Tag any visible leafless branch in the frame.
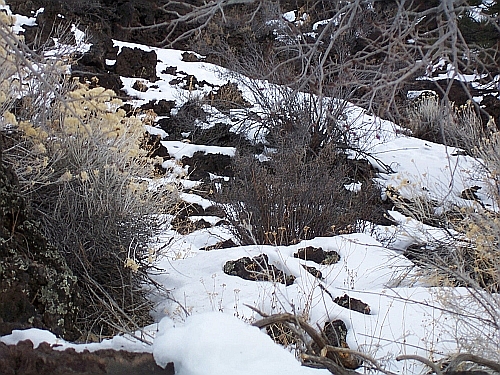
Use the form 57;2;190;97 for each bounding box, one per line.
396;354;444;375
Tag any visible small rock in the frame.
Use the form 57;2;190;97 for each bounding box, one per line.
162;66;177;75
182;52;202;62
333;294;371;314
460;186;481;201
132;80;148;92
201;238;237;251
223;254;295;285
294;246;340;265
301;264;322;279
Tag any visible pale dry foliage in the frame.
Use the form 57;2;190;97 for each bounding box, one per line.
405;92;490;155
387;124;500;363
0;9;176;340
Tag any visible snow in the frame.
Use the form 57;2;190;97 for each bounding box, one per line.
153;312;330;375
344;182;362;193
144;125;168;139
369;136;492;208
122;39;495;373
283;11;296;22
178;193;215;210
0;4;38;32
0;327;152;353
112;40;227;107
1;26;499;375
0;5;90;53
160;140;236;160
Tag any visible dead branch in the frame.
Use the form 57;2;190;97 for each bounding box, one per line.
123;0;259;46
326;346;398;375
248;307;329;352
249;307;391;375
300;353;358;375
446;353;500;373
396;354;444;375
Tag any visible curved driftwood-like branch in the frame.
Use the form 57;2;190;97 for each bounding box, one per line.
300;353;359;375
251;307;500;375
446;353;500;374
396;354;443;375
249;309;329;354
326;346;398;375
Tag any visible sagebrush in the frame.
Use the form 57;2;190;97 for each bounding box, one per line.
0;13;176;340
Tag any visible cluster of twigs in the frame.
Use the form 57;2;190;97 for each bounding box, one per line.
251;306;500;375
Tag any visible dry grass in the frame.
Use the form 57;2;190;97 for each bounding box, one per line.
385;89;500;357
405;93;489;155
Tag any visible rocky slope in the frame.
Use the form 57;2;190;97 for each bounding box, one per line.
1;0;500;372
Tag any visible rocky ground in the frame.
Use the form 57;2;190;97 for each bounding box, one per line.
1;0;500;372
0;340;174;375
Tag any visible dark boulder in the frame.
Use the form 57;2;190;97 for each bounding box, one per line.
333;294;371;315
182;152;233;181
140;99;176;116
115;47;158;82
294;246;340;265
200;238;237;251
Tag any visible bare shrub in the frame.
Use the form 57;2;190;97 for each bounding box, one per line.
218;117;382;245
205;81;251;113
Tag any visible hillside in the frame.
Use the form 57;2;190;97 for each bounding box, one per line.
1;1;500;374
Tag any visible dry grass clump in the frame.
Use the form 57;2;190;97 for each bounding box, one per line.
387;186;500;292
387;195;500;359
0;12;176;340
405;92;489;155
395;88;500;292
